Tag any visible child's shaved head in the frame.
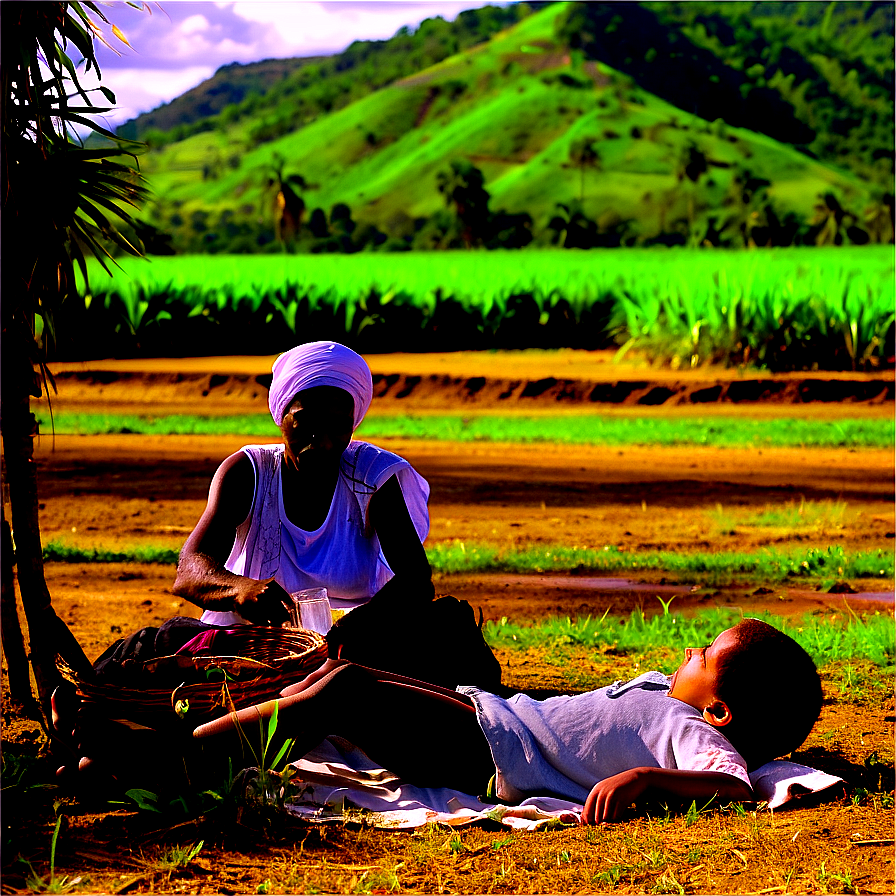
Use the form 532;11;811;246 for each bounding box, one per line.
715;619;822;769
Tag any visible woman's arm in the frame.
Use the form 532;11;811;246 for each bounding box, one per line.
172;452;290;625
367;475;434;605
325;475;433;658
583;767;753;824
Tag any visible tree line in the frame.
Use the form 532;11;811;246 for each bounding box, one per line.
557;1;894;185
133;146;893;256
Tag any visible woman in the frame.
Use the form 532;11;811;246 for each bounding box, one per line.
172;340;434;638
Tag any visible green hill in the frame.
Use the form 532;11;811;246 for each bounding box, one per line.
125;1;893;254
119;3;534;147
115;56;328;140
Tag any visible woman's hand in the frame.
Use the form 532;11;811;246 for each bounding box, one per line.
233;577;291;626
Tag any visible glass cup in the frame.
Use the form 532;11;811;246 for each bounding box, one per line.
285;587;332;635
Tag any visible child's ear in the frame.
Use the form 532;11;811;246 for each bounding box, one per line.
702;700;732;727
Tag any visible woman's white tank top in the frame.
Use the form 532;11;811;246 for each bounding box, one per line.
199;441;429;625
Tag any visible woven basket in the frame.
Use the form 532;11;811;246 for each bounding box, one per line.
68;628;328;729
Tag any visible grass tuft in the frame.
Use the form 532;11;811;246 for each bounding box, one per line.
711;499;855;534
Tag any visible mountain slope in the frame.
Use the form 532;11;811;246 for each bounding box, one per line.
119;3;534;146
115;56;327;140
131;2;890;253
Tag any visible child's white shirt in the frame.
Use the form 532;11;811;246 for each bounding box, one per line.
459;672;750;803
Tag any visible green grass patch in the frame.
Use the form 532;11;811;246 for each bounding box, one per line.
35;412;894;449
359;415;893;449
427;541;894;583
36;413;281;437
43;539;894;585
483;606;895;669
43;543;180;565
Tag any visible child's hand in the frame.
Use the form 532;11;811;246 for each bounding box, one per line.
583;769;650;823
583;767;752;824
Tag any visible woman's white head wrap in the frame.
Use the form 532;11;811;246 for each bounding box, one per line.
269;341;373;430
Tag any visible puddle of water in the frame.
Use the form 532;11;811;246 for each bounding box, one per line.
849;593;895;603
508;575;698;595
788;589;894;604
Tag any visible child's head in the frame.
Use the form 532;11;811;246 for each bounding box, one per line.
669;618;822;769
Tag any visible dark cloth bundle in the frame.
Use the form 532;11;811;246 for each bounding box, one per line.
91;595;502;694
327;595;504;693
92;616;213;684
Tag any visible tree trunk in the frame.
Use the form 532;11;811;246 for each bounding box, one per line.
0;337;93;722
0;509;36;711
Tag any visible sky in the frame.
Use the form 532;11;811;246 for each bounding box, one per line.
83;1;505;131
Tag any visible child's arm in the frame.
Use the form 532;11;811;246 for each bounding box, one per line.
583;767;752;823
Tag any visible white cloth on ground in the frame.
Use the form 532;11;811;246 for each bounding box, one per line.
459;671;750;804
748;759;845;810
200;441;429;625
275;738;844;831
268;341;373;429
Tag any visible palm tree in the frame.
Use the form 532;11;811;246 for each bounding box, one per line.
810;192;854;246
567;137;602;202
863;190;894;245
713;166;774;248
547;200;597;249
436;160;491;248
266;153;307;249
670;141;710;234
1;1;149;719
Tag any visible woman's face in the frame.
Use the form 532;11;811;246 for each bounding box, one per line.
280;385;354;469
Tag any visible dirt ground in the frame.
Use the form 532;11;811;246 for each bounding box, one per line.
25;349;895;661
3;350;895;894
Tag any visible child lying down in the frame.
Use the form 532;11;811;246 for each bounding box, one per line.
195;618;823;823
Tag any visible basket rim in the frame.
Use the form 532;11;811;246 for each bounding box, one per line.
69;638;328;699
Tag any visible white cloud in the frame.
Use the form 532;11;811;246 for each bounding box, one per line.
231;1;481;53
180;14;211;36
105;65;217;109
73;64;215;130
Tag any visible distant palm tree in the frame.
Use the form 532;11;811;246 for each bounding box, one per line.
810;192;854;246
673;142;709;185
567;137;602;202
1;1;149;718
266;154;307;248
671;141;710;233
714;167;774;248
436;160;491;248
863;191;894;245
547;200;597;249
